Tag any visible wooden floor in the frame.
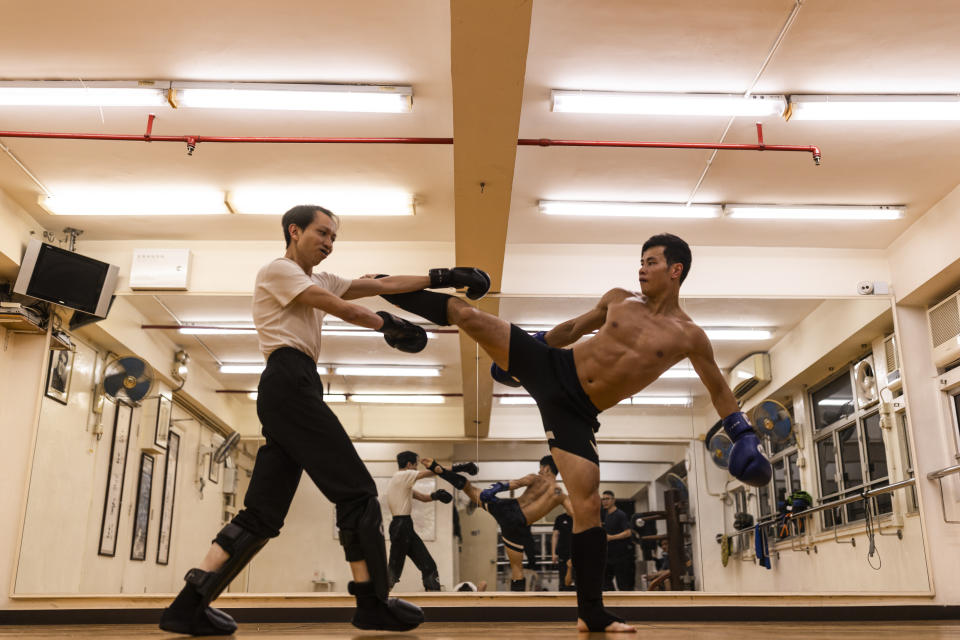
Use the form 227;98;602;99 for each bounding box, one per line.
2;621;959;639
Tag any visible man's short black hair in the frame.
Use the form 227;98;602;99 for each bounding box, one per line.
282;204;339;247
602;490;615;498
540;455;558;475
397;451;418;469
642;233;691;285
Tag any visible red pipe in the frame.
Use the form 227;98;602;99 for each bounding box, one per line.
0;125;820;164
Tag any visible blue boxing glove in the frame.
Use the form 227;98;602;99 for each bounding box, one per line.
723;412;772;487
480;481;509;505
531;331;548;344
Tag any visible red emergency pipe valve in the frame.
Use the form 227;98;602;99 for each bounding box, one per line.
144;114;156;140
756;122;765;147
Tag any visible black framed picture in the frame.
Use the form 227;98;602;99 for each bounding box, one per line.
98;400;131;557
45;348;74;404
154;394;172;450
157;431;180;565
130;453;155;561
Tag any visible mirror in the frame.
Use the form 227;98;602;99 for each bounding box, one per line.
15;294;927;596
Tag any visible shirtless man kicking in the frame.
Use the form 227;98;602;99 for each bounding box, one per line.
424;455;571;591
378;233;772;632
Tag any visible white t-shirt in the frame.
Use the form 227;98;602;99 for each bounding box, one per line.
252;257;352;362
386;469;420;516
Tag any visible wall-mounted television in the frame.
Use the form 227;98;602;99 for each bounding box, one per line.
13;238;119;318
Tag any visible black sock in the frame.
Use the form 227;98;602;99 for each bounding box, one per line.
380;290;452;326
571;527;607;614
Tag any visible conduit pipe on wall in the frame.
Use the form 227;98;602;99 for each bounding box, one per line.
0;117;821;163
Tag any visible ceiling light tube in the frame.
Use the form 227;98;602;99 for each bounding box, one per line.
333;366;441;377
348;395;445;404
704;328;773;341
661;366;699;379
789;95;960;120
172;82;412;113
551;90;786;117
40;189;230;216
499;396;537;405
540;200;721;219
228;188;414;216
180;326;257;335
0;81;168;107
724;204;903;221
630;396;693;406
222;364;329;375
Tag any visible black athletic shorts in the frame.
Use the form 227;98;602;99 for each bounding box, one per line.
485;498;533;553
506;324;601;465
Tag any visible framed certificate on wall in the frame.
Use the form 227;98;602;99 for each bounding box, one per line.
156;431;180;565
98;401;131;557
130;453;155;561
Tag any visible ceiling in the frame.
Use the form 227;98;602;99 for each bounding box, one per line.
1;1;952;423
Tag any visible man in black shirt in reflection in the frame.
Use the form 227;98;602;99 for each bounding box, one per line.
601;491;634;591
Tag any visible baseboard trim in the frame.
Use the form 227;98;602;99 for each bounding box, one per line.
2;605;959;625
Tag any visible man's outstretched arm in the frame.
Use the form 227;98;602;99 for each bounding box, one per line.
545;288;631;347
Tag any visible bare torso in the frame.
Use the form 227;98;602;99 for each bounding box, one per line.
516;474;566;523
572;290;698;411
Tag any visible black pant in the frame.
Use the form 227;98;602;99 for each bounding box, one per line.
388;516;439;590
603;556;635;591
557;555;573;590
232;347;377;544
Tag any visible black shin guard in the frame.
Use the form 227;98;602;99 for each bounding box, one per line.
427;460;467;490
160;523;267;635
510;578;526;592
338;495;392;600
571;527;625;631
379;290;453;326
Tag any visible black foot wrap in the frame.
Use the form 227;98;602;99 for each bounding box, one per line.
380;289;453;326
349;581;424;631
423;570;442;591
451;461;479;475
159;581;238;636
427;460;467;490
510;578;526;592
580;607;626;632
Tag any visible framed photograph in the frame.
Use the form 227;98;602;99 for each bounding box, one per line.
208;435;223;484
154;394;172;450
130;453;155;561
45;348;74;405
98;401;132;557
156;431;180;565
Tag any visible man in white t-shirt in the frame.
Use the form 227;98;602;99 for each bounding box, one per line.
386;450;454;591
160;204;491;636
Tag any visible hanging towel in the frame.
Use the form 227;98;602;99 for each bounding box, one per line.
754;524;771;569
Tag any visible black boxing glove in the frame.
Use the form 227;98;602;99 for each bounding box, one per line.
430;489;453;504
376;311;428;353
428;267;491;300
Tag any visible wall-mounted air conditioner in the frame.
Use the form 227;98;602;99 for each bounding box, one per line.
927;291;960;368
727;352;771;402
882;334;902;391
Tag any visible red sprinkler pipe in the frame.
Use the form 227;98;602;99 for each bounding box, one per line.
0;116;821;163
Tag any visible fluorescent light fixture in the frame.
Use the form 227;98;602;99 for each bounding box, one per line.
818;398;853;406
500;395;691;407
40;189;230;216
222;364;329;375
324;394;347;403
540;200;721;219
349;395;444;404
630;396;692;407
790;95;960;121
661;366;699;379
551;90;786;117
172;81;412;113
247;392;258;400
724;204;903;221
0;80;168;107
333;366;441;377
704;328;773;341
228;188;414;216
180;326;256;335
